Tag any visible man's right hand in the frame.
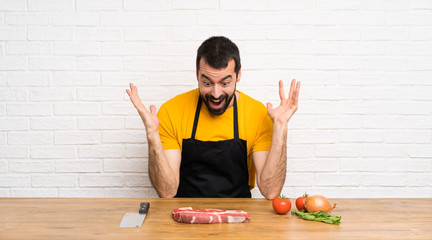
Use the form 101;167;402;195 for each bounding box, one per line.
126;83;181;198
126;83;159;136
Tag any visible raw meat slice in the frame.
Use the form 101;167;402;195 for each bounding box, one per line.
172;207;250;224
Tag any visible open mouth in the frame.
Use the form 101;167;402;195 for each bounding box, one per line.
201;92;233;116
208;98;224;109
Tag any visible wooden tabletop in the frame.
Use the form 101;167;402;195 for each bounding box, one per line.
0;198;431;239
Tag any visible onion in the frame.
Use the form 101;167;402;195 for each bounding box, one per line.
305;195;336;213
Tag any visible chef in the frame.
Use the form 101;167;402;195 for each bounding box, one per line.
127;36;300;199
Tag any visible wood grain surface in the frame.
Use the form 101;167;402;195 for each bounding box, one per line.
0;198;431;239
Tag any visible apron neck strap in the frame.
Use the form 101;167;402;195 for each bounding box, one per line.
233;94;239;139
191;96;202;139
191;93;239;140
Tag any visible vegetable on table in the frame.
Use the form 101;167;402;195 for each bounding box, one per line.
272;195;292;214
292;210;341;225
305;195;336;213
295;193;308;211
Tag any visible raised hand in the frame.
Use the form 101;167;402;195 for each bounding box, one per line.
126;83;159;135
266;79;300;126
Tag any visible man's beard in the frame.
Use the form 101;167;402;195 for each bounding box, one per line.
200;89;235;116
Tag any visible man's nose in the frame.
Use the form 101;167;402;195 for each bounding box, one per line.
211;85;222;99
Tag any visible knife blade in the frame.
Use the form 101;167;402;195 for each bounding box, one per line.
119;202;150;228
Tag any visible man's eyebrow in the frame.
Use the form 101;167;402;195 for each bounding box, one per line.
201;74;232;81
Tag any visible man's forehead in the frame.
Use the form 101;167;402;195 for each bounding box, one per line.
199;58;236;75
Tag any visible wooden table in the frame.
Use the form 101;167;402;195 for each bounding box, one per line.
0;198;431;239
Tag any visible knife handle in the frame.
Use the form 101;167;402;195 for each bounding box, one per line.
139;202;150;214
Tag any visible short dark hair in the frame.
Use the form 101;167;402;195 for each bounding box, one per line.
196;36;241;77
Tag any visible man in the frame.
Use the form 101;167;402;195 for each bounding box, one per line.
126;36;300;199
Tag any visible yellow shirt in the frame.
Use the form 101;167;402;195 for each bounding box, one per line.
157;88;273;189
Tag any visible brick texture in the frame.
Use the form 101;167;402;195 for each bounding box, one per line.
0;0;431;198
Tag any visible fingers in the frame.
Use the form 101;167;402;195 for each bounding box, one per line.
128;82;141;94
294;81;300;106
127;83;147;112
266;102;273;112
279;79;298;102
127;83;142;100
127;83;135;96
286;79;300;106
287;79;296;102
150;105;157;115
126;83;137;100
278;80;285;100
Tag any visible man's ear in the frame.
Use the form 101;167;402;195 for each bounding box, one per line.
236;69;242;83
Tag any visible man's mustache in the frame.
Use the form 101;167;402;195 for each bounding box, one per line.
205;94;227;101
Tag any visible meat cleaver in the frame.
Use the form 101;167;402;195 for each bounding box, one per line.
119;202;150;228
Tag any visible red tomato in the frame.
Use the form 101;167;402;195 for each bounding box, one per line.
272;195;292;214
295;193;308;211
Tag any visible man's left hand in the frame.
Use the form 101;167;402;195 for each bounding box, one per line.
266;79;300;126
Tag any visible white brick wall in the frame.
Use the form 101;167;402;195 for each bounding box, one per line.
0;0;431;198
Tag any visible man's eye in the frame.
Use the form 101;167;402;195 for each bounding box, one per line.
222;82;229;87
203;82;211;86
